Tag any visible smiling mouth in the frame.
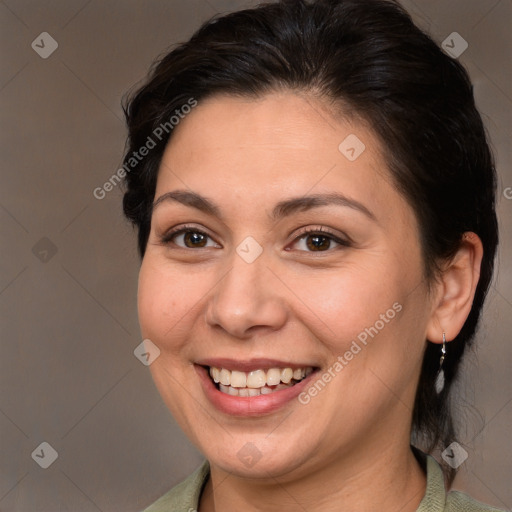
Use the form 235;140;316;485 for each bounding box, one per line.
207;366;315;397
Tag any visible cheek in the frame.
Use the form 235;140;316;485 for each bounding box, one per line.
137;258;205;346
293;261;403;347
293;247;426;399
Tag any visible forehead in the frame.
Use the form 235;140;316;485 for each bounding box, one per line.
155;92;402;221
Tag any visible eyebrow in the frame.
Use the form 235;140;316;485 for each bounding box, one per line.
152;190;376;222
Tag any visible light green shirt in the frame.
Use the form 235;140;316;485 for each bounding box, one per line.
142;455;505;511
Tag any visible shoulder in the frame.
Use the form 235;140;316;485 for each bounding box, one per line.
446;490;506;512
416;453;507;512
141;460;210;512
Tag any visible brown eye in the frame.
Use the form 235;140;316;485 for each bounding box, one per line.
183;231;208;248
289;227;351;253
162;227;220;249
305;234;332;251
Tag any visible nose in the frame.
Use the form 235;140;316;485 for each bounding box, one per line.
205;252;288;339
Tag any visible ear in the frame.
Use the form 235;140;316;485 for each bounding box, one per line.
426;232;484;343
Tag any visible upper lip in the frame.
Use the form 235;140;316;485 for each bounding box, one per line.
195;358;318;372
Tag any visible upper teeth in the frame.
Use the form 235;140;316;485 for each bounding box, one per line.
209;366;313;388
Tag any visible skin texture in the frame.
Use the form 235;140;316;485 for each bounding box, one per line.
137;92;483;512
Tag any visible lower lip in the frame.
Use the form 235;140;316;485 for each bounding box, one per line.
195;365;317;416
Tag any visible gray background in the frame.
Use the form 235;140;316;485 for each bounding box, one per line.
0;0;510;510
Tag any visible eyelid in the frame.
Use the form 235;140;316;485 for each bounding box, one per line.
289;225;352;247
160;224;222;248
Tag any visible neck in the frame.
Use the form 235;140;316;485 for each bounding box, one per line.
200;441;426;512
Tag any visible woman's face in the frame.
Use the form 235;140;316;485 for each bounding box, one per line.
138;92;436;479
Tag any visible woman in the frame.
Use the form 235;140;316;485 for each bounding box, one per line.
121;0;503;510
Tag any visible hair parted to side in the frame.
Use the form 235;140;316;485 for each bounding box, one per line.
121;0;498;481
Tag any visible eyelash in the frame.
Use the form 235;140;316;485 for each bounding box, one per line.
160;224;351;252
290;226;351;251
160;224;216;247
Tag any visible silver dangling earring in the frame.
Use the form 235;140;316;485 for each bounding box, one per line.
435;332;447;394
